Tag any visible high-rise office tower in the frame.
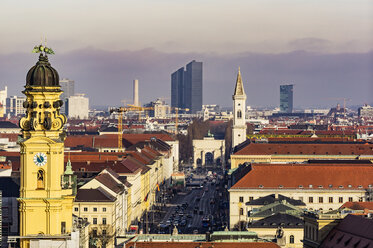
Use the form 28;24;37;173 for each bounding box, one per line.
60;78;75;113
171;68;184;109
171;60;202;114
280;84;293;113
133;79;139;106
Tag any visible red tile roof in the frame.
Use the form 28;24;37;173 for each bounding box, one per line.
0;133;19;142
70;161;115;173
266;137;352;142
234;143;373;156
340;202;373;210
125;242;279;248
118;156;150;174
94;134;118;148
320;215;373;248
122;133;175;145
64;152;124;162
231;164;373;189
65;136;94;147
75;187;116;202
95;173;124;194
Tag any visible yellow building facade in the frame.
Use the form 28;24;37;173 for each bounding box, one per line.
18;51;75;247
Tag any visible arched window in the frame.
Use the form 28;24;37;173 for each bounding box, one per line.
239;208;244;215
37;169;45;189
290;235;295;244
237;110;242;119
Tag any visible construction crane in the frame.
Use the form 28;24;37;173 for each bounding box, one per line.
172;107;189;134
127;104;154;121
109;107;127;152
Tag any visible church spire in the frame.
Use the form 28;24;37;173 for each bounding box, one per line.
233;67;245;96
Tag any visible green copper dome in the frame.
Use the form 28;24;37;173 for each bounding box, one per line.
26;54;59;87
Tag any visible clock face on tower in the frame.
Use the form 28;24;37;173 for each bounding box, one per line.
33;152;47;166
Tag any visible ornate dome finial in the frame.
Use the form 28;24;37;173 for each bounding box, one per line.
26;43;59;87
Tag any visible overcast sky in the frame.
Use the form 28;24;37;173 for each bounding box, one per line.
0;0;372;108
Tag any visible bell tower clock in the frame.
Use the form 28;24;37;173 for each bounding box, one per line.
18;44;75;247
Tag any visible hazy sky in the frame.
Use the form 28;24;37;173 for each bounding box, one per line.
0;0;372;107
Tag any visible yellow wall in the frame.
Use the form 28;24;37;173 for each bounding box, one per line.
18;86;74;247
230;154;373;169
73;202;116;248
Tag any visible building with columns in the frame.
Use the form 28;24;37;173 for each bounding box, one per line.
232;68;247;149
192;133;225;168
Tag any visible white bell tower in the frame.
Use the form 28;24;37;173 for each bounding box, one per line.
232;67;247;149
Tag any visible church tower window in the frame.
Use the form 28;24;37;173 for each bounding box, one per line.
37;169;45;189
237;110;242;119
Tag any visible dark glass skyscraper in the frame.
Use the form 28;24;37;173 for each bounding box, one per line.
171;60;202;114
280;84;293;113
171;68;184;109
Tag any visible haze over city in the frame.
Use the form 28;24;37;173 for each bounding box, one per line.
1;1;373;247
0;0;372;107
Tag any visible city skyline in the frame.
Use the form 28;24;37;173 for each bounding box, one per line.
0;0;372;108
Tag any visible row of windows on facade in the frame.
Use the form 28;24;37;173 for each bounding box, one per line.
91;228;107;237
239;196;361;204
81;217;107;225
74;207;107;212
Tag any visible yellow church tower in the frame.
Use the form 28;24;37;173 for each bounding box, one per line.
18;45;75;247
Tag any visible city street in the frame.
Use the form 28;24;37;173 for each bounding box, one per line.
150;167;228;234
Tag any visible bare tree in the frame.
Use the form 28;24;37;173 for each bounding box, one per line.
89;225;115;248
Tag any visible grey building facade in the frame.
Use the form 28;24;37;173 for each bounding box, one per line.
171;60;202;114
60;78;75;114
280;84;293;113
171;68;185;110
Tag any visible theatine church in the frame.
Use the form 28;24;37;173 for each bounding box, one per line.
17;45;76;247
